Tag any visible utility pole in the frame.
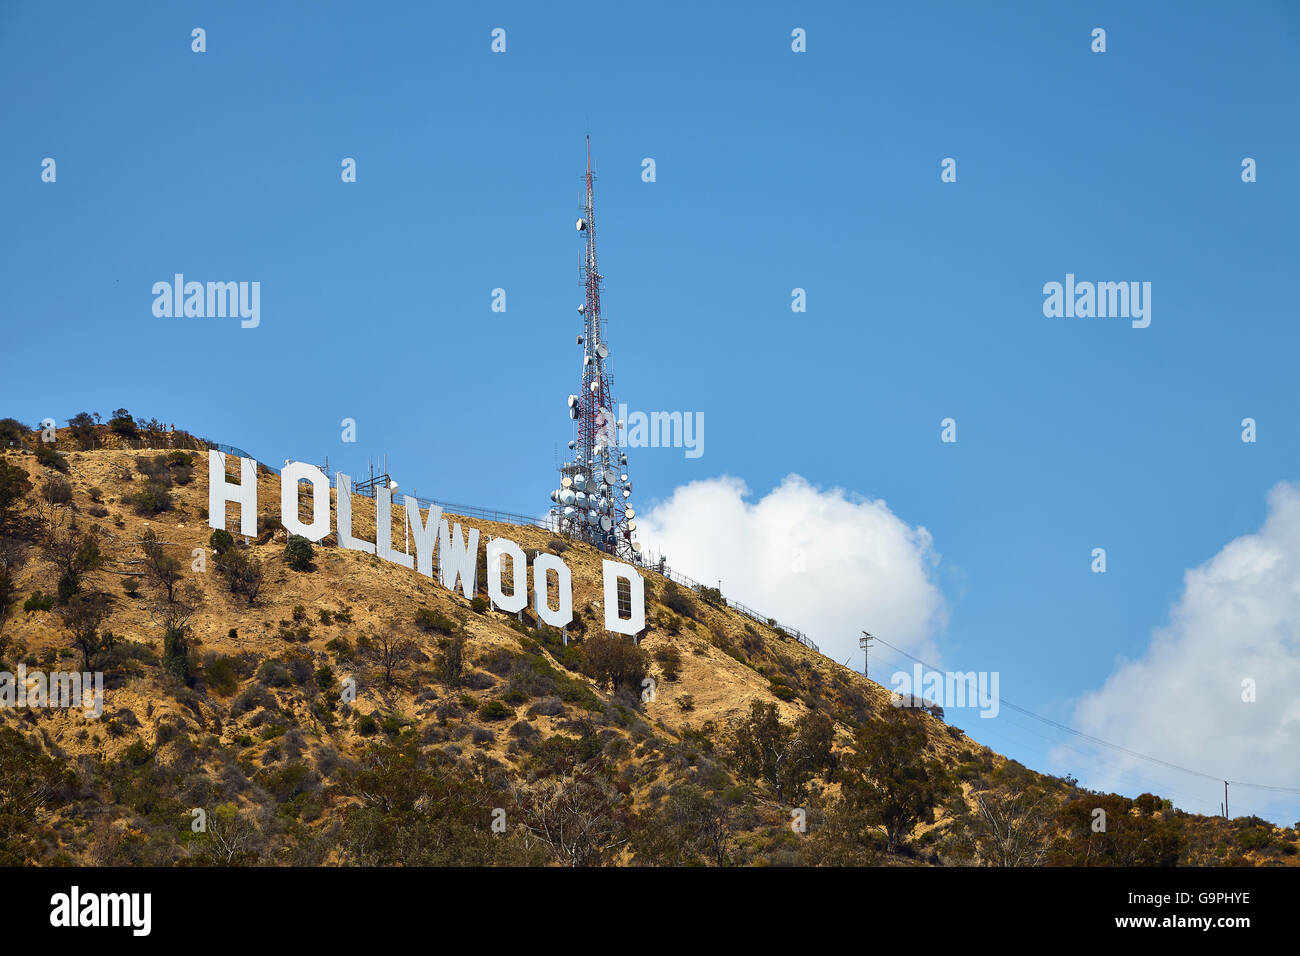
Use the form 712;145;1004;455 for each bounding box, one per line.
860;631;874;678
1224;781;1229;820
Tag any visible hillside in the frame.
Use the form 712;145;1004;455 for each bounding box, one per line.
0;417;1296;866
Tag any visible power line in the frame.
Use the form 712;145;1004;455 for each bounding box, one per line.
870;634;1300;797
868;642;1236;814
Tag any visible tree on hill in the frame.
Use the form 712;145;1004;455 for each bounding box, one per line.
215;546;264;605
0;419;30;447
139;528;182;603
512;758;630;867
201;802;264;866
944;786;1055;867
633;783;736;866
728;700;836;802
364;630;417;687
66;412;97;449
436;628;466;687
107;408;137;437
0;727;76;865
1046;793;1185;866
152;581;202;685
338;737;541;865
841;705;956;853
0;541;26;634
54;590;115;672
0;460;31;532
580;633;649;696
36;500;103;602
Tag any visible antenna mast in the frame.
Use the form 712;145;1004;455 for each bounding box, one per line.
548;139;639;560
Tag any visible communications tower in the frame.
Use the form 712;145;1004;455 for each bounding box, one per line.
547;139;639;561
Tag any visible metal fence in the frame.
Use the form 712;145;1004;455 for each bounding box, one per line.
649;562;820;653
207;442;821;656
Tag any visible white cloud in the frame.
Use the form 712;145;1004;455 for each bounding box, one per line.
636;474;947;667
1072;481;1300;824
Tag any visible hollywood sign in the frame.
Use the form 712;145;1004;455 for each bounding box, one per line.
206;452;646;635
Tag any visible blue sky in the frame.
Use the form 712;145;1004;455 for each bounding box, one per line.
3;1;1299;821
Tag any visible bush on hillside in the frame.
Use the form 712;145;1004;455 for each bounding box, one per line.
284;534;314;571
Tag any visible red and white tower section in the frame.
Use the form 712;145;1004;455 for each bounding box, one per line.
548;139;640;561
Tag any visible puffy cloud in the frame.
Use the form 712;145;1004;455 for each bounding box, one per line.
1072;482;1300;824
636;474;947;667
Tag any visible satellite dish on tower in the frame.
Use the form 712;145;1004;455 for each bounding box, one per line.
627;520;637;532
576;218;587;231
600;516;612;531
577;303;585;314
567;440;576;450
624;507;635;519
596;344;609;359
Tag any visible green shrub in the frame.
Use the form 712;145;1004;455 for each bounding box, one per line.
477;699;513;721
107;409;137;436
23;591;53;613
34;443;67;472
325;637;354;660
654;645;682;681
470;596;489;614
696;585;723;606
663;582;699;620
0;418;29;445
284;534;314;571
415;607;456;635
355;713;378;736
209;528;234;555
126;482;172;516
580;633;650;693
205;655;240;696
